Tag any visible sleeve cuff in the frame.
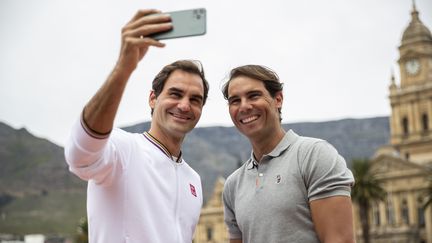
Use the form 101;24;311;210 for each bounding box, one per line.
80;108;112;139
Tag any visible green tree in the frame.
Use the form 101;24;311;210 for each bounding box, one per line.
351;159;385;243
75;217;88;243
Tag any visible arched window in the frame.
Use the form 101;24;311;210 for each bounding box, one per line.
402;117;409;136
206;226;213;241
373;203;381;226
386;198;395;225
418;197;425;227
422;113;429;132
401;199;409;225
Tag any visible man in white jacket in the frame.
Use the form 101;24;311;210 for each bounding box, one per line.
64;9;209;243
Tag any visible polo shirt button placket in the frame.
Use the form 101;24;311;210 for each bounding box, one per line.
257;158;268;190
256;171;264;190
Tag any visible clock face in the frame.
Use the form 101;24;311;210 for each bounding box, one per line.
405;59;420;75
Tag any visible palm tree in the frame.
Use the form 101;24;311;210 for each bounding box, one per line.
424;173;432;209
351;159;385;243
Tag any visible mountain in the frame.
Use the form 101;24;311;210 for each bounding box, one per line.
0;116;390;235
0;123;84;194
0;122;86;235
123;116;390;201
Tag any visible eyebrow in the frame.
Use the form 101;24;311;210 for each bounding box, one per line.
227;90;263;102
168;87;183;93
248;90;263;96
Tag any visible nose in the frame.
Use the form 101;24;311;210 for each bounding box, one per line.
177;98;191;112
238;99;252;113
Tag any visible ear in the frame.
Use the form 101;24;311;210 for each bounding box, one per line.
275;91;283;109
149;90;156;109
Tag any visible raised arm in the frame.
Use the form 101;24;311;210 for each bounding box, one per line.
83;9;172;135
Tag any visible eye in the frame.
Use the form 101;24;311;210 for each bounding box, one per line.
249;92;260;100
228;98;240;106
169;92;182;98
190;97;203;105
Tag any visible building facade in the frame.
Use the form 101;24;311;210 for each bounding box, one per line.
354;3;432;243
194;177;229;243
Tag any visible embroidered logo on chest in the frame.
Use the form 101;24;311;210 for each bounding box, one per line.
189;183;197;197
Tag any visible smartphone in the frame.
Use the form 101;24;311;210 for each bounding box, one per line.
150;8;207;40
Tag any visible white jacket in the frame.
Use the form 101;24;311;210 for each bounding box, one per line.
64;120;203;243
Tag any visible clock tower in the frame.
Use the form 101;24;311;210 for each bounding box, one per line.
389;2;432;164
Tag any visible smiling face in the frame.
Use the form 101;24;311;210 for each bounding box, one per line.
227;76;283;140
149;69;204;140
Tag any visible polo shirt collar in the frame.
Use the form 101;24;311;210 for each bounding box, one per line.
143;132;183;163
266;129;299;158
247;129;299;168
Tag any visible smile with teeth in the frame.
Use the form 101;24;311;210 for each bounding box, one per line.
240;115;259;124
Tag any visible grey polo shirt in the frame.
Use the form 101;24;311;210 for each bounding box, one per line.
223;130;354;243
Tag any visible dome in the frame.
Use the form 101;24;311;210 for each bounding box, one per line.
401;6;432;46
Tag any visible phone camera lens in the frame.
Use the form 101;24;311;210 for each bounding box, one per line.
193;10;201;20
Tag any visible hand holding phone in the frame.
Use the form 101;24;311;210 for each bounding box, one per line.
150;8;207;40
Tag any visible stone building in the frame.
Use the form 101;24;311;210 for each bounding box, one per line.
353;3;432;243
194;177;229;243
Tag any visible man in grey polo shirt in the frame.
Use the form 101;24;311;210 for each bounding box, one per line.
221;65;355;243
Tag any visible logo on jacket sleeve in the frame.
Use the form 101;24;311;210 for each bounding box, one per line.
189;183;197;197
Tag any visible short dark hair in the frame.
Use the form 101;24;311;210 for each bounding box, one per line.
222;65;283;122
151;60;209;115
